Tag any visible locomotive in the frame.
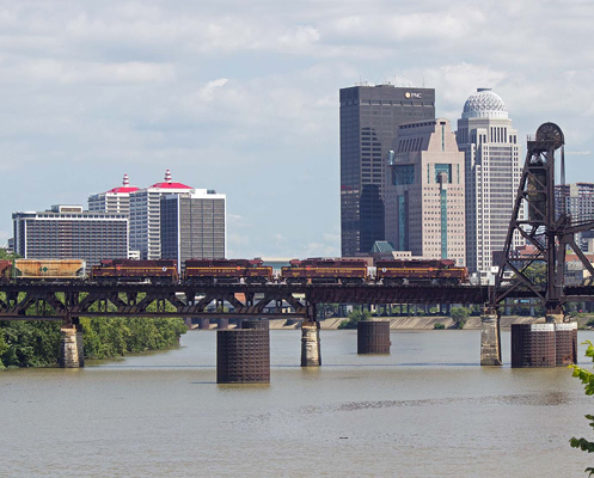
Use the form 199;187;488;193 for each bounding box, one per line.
91;259;179;284
376;258;468;286
281;258;368;284
185;258;272;285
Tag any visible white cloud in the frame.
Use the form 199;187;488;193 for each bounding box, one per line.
0;0;593;255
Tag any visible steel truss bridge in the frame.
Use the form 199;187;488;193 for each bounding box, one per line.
1;282;594;324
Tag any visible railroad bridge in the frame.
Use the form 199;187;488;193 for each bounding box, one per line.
1;122;594;370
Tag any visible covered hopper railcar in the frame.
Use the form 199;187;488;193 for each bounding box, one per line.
12;259;87;281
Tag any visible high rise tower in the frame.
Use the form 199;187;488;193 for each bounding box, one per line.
456;88;523;276
129;169;195;260
384;118;466;265
340;84;435;256
88;173;139;215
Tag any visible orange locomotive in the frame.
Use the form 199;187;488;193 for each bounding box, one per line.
281;258;368;284
91;259;179;284
184;258;273;285
375;259;468;286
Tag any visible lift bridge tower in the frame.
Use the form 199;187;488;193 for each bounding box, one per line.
485;122;594;365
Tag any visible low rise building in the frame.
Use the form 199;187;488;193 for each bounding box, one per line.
12;205;128;265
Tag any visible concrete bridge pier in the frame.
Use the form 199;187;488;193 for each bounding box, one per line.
480;309;502;366
545;313;564;324
301;321;321;367
59;322;84;368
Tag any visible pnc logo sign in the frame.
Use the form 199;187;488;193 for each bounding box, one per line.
404;92;422;99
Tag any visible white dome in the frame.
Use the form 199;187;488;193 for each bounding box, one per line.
462;88;508;119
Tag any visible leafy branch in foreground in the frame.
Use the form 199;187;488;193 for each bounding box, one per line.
570;340;594;476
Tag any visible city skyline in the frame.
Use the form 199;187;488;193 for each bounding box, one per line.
0;1;593;259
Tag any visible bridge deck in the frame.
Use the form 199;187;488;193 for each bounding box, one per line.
0;282;589;320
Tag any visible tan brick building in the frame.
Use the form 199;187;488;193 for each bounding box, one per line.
384;118;466;266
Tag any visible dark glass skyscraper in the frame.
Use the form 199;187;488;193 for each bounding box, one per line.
340;84;435;256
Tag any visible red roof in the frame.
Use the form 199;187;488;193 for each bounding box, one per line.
107;186;140;193
150;169;193;189
149;182;192;189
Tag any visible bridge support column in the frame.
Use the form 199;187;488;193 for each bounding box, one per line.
59;325;84;368
357;320;390;354
216;328;270;383
546;313;564;324
301;321;321;367
480;310;501;366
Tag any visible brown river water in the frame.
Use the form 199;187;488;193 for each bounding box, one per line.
1;329;592;477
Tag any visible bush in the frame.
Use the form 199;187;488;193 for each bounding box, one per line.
433;322;445;330
450;307;469;329
570;340;594;476
338;309;371;329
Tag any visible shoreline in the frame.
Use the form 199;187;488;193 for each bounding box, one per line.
267;316;563;330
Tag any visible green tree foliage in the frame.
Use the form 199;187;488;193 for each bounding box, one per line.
0;248;18;260
0;318;187;367
570;340;594;476
450;306;469;329
523;261;546;285
338;308;371;329
80;317;187;360
0;321;62;367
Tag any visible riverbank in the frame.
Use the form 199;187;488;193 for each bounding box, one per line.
262;315;584;330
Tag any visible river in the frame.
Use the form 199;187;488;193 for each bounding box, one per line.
1;329;592;477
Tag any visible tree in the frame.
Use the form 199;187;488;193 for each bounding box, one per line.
570;340;594;476
338;308;371;329
450;306;469;329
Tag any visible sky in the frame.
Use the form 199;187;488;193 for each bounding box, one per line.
1;0;593;258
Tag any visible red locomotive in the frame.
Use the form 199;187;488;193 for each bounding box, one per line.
91;259;179;284
375;258;468;286
184;258;273;284
0;260;12;282
281;258;368;284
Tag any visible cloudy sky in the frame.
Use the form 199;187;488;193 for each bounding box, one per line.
1;0;592;257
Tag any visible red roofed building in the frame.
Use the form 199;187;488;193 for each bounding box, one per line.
129;169;199;260
89;170;226;261
89;173;139;215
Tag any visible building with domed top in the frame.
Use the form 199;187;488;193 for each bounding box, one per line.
456;88;523;276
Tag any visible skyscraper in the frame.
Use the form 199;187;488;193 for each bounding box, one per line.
555;183;594;250
456;88;523;275
129;169;195;260
161;189;226;270
340;84;435;256
384;119;466;265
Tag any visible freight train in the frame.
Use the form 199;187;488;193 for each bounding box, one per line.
0;257;468;286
